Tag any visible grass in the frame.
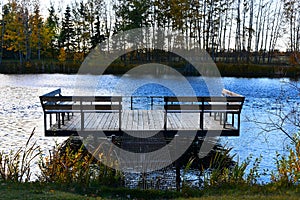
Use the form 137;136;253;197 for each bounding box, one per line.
0;182;299;200
0;130;299;199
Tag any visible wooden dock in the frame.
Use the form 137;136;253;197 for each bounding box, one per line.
47;111;236;134
40;89;245;137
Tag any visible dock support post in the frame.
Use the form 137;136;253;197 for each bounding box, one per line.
58;113;61;129
164;97;168;130
175;134;181;191
44;113;47;133
200;98;204;130
81;112;84;131
176;162;181;191
119;98;122;131
80;100;84;131
151;97;153;110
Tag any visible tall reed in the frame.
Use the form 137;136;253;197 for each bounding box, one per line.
0;128;40;182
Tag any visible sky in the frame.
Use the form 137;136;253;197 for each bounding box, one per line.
1;0;67;15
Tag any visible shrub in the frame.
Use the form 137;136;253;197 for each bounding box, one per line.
202;146;262;187
38;138;123;187
271;133;300;186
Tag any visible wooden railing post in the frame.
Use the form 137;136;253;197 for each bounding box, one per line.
80;98;84;131
164;97;168;130
44;113;47;133
119;97;122;131
238;113;241;131
151;97;154;110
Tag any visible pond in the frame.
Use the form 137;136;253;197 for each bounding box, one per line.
0;73;299;183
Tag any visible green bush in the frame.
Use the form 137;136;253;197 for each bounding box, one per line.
271;133;300;186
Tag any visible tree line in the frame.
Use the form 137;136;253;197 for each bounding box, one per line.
0;0;299;69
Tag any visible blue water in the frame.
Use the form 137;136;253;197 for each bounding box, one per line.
0;74;299;183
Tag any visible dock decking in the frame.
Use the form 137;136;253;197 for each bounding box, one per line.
48;111;235;132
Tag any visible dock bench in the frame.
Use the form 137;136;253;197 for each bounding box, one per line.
39;89;122;133
164;89;244;130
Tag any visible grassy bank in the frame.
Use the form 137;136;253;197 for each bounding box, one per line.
216;63;300;78
1;59;300;78
1;130;299;200
0;182;299;200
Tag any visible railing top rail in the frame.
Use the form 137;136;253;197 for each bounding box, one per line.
41;88;61;97
222;89;243;97
40;89;244;103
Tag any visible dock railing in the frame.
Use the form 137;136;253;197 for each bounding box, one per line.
40;90;122;133
40;89;245;136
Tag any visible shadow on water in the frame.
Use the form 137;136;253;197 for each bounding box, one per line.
60;136;235;190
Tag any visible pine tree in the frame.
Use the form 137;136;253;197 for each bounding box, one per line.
45;5;59;59
58;5;75;57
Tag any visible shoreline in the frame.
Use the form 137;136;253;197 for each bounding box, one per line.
0;62;299;79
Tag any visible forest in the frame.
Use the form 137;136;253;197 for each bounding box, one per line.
0;0;299;73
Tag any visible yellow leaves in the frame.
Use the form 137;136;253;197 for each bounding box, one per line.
73;51;84;63
58;48;66;63
273;134;300;186
289;52;300;65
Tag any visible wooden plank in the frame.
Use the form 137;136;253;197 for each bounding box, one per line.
165;105;201;111
222;89;243;97
69;114;81;130
176;113;190;129
165;96;203;102
174;113;191;129
137;110;143;130
101;113;111;129
151;110;163;130
203;104;242;111
108;112;118;130
147;111;155;130
82;113;91;129
41;89;61;97
122;110;129;130
143;111;150;130
169;113;181;129
97;113;109;130
86;113;102;130
114;112;120;129
132;110;138;130
126;110;134;130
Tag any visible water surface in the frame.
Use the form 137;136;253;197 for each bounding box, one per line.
0;74;299;183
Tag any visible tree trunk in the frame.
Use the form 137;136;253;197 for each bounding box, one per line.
0;18;4;65
247;0;253;63
235;0;241;62
227;9;234;62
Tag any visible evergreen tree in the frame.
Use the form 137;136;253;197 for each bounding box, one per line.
91;15;105;48
45;5;59;59
58;5;75;56
29;3;43;60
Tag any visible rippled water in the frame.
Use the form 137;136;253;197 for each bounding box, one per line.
0;74;299;183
